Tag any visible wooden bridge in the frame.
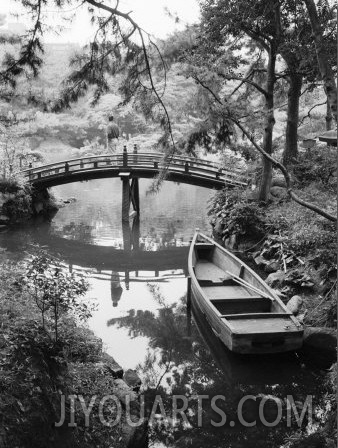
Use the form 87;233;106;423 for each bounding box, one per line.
23;149;246;190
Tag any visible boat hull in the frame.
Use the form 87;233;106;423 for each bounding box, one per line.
188;233;303;354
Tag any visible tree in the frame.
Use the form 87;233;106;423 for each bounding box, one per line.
199;0;284;201
0;0;336;221
280;0;336;165
303;0;337;122
25;254;92;342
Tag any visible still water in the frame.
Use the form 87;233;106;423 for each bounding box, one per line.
0;177;332;448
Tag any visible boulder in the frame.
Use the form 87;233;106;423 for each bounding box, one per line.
113;378;138;407
0;214;9;224
124;369;142;392
271;176;286;188
113;378;148;448
101;352;124;378
264;261;280;273
270;186;288;199
266;270;286;288
34;201;44;213
300;326;337;368
286;295;303;315
214;218;225;235
254;255;268;268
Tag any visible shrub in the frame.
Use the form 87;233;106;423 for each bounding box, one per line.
2;187;33;221
293;147;337;189
0;177;21;194
228;202;266;236
208;188;267;238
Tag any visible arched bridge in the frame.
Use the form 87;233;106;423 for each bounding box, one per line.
23;150;246;189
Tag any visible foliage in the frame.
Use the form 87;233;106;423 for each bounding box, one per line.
68;362;124;448
293;146;337;189
208;188;267;237
0;176;21;193
1;182;33;221
24;254;94;341
1;320;73;448
0;257;116;448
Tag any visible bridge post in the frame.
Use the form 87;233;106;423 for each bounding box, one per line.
65;162;69;173
122;219;132;252
131;214;140;251
121;177;130;222
130;178;140;214
123;146;128;167
132;144;138;164
184;161;189;173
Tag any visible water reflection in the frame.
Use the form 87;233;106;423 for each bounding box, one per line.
0;177;333;447
108;285;330;447
110;272;123;306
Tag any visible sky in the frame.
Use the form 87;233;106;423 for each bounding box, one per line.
0;0;200;43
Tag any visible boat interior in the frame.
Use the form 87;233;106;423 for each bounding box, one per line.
192;240;295;333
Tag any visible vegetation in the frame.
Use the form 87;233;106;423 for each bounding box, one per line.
109;285;336;448
0;1;336;447
0;255;126;448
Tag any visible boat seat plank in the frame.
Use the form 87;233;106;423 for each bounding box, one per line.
202;285;256;299
220;313;291;319
210;296;272;314
195;243;215;250
224;317;299;334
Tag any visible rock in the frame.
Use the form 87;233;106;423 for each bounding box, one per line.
272;288;288;302
300;326;337;368
242;190;259;202
264;261;280;273
63;200;71;204
0;215;9;225
34;201;44;213
113;378;138;406
124;369;142;392
271;176;286;188
214;218;224;235
266;270;286;288
286;295;303;315
254;255;268;267
101;352;124;378
270;186;288;199
112;378;148;448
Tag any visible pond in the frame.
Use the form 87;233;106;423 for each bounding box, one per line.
0;177;331;448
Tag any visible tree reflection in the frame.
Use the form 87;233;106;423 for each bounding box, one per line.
61;221;94;243
108;284;333;448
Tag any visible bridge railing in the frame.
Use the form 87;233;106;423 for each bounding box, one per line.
22;151;247;186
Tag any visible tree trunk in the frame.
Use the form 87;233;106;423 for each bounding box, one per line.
326;100;333;130
258;50;276;202
303;0;337;122
282;73;302;166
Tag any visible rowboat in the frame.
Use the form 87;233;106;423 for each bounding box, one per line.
188;232;303;354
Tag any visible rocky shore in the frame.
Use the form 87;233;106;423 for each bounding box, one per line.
209;180;337;369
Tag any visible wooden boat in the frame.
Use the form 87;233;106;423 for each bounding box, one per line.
188;232;303;354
